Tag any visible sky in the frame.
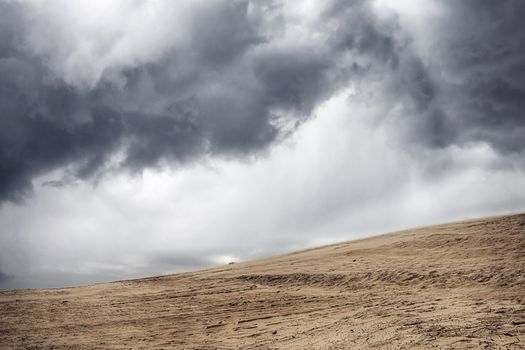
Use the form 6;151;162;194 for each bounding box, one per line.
1;0;525;289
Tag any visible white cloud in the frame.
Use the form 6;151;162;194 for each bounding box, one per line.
20;0;202;87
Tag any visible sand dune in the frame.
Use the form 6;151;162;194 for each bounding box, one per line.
1;213;524;349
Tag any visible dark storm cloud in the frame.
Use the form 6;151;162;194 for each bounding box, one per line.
0;0;400;203
1;0;524;204
0;268;13;283
403;0;525;154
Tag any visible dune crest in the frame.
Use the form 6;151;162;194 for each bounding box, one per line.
1;213;524;349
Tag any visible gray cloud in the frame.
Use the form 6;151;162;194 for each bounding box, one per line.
0;268;13;284
1;0;525;204
401;0;525;154
0;0;402;202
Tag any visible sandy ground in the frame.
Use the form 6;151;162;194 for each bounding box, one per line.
0;213;524;349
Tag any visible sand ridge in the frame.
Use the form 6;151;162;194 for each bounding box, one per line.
1;213;524;349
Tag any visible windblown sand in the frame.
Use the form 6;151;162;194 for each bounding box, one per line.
1;213;524;349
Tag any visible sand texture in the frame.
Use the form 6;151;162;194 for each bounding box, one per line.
1;213;524;349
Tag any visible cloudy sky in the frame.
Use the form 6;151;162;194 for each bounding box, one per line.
1;0;524;289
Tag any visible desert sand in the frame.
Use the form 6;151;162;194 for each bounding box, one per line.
1;213;524;349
